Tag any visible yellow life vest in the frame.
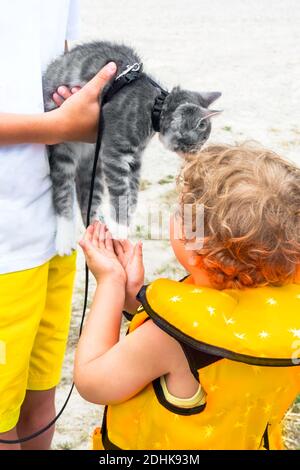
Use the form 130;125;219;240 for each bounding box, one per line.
94;278;300;450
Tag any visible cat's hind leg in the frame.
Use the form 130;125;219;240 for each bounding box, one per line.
49;143;78;256
76;144;105;226
102;148;136;236
129;156;142;215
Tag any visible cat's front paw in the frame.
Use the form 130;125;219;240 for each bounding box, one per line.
56;216;77;256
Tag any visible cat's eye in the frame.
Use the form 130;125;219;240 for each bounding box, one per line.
199;120;207;130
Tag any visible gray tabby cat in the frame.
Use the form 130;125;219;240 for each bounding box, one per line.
43;41;221;256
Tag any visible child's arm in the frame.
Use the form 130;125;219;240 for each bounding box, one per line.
75;223;182;405
0;112;67;146
76;223;127;367
0;62;116;146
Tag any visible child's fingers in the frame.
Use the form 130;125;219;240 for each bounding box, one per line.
113;240;125;258
92;221;100;247
119;239;133;255
79;238;94;258
84;224;94;243
136;241;143;256
133;241;143;260
57;86;73;100
78;239;85;251
113;240;128;267
99;223;106;249
52;93;64;107
71;86;81;94
123;239;132;250
128;241;143;266
105;230;114;252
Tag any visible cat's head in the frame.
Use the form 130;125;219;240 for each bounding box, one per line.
159;87;222;154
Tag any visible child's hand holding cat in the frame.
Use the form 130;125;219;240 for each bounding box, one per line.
52;62;117;144
0;62;117;146
79;222;126;286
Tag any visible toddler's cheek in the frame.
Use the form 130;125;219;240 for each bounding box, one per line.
170;217;190;271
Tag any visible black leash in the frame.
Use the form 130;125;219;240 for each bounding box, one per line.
0;63;168;445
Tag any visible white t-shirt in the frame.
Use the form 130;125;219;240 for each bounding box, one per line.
0;0;80;274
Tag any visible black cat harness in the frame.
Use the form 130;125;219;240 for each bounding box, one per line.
0;63;170;446
103;62;170;132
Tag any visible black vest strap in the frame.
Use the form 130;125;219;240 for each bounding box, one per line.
180;342;222;380
262;423;270;450
101;407;122;450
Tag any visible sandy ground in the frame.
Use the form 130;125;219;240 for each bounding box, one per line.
52;0;300;450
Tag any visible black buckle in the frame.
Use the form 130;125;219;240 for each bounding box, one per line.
102;63;143;105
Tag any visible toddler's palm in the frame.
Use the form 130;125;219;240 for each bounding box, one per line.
80;222;126;283
92;248;123;277
115;240;144;284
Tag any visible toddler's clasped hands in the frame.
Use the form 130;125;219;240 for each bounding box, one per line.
79;222;145;312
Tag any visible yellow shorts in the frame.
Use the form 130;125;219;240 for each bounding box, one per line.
0;253;76;433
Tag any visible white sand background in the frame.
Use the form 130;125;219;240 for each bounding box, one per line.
53;0;300;450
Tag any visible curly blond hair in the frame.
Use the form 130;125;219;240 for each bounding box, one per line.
178;143;300;289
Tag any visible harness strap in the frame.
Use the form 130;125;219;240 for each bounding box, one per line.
102;69;142;105
152;89;169;132
146;75;169;132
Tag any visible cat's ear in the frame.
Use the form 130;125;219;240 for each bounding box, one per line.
199;91;222;107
